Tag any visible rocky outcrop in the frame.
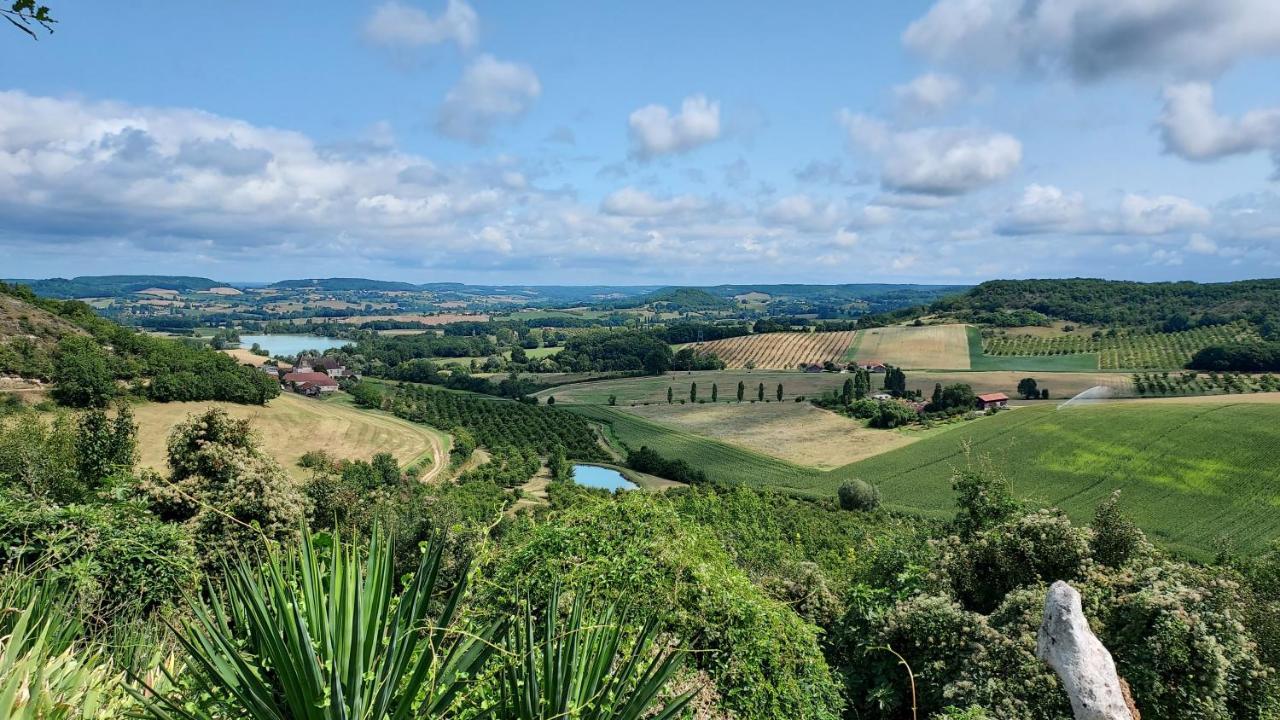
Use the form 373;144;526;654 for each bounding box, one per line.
1036;581;1137;720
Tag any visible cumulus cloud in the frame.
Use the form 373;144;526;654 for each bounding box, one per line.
904;0;1280;81
840;112;1022;196
1159;82;1280;173
628;95;721;159
997;184;1211;235
436;55;541;143
364;0;478;50
600;187;708;218
893;73;964;115
760;194;842;232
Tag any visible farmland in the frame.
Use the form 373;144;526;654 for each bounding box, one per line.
622;401;917;468
843;400;1280;557
131;392;447;481
980;320;1258;369
689;330;858;369
574;396;1280;557
849;324;971;369
536;368;1139;406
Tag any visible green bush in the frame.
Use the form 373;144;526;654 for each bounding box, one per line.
838;479;881;512
0;494;198;620
483;494;844;719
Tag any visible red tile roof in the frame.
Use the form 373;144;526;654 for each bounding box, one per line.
977;392;1008;402
282;371;338;387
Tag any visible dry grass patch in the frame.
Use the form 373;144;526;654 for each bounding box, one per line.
852;324;971;369
622;401;916;469
132;393;445;481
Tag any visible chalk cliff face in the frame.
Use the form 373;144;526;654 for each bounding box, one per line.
1036;581;1138;720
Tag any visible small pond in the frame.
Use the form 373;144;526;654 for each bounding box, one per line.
571;464;638;491
239;334;349;357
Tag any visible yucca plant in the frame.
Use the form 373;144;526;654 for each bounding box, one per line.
497;586;695;720
0;576;126;719
134;530;501;720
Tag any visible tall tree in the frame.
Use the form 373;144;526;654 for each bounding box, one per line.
667;386;674;404
52;336;115;408
842;378;854;405
737;380;745;402
776;383;783;402
711;383;718;402
690;382;697;403
757;382;764;402
931;383;943;408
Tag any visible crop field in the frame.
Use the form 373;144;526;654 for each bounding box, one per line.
980;321;1258;369
690;331;858;369
621;401;917;469
841;400;1280;557
567;405;827;492
574;391;1280;557
132;393;447;481
967;326;1100;371
850;324;971;369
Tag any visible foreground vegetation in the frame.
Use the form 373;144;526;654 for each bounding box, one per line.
2;391;1278;719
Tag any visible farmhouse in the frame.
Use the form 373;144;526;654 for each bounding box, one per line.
860;360;888;373
311;356;349;377
976;392;1009;410
803;364;824;373
281;371;339;396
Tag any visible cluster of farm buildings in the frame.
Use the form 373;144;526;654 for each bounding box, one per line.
259;357;351;396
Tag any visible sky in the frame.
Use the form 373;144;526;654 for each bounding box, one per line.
2;0;1280;285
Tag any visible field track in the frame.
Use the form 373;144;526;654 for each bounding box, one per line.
131;393;447;481
691;331;858;369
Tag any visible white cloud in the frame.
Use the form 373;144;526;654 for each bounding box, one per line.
840;112;1022;196
628;95;721;159
1159;82;1280;171
436;55;541;143
904;0;1280;81
760;194;842;232
998;184;1210;235
893;73;964;115
364;0;478;51
1187;233;1219;254
600;187;708;218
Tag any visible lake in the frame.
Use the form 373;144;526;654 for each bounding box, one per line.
239;334;349;357
571;464;638;491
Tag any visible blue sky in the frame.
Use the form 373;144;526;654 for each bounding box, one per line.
3;0;1280;284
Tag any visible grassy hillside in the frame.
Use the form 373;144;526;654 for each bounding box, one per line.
574;395;1280;558
132;393;447;482
849;399;1280;558
0;292;88;378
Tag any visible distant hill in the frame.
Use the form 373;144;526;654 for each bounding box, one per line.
3;275;223;299
633;287;735;311
931;278;1280;330
269;278;422;292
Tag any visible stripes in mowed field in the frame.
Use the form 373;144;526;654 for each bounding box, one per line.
693;331;858;369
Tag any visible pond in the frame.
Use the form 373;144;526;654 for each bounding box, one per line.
238;334;349;357
571;464;638;492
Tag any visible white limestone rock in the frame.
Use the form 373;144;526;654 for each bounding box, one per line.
1036;581;1136;720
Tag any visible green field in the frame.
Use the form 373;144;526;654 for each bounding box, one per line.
573;398;1280;558
966;326;1100;370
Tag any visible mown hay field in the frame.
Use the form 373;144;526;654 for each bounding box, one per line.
132;392;446;481
851;324;971;369
689;331;858;369
622;401;916;469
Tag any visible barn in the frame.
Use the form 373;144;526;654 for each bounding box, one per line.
976;392;1009;410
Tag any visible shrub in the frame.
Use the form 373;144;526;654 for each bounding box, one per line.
837;479;881;512
868;401;917;428
1090;490;1147;567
